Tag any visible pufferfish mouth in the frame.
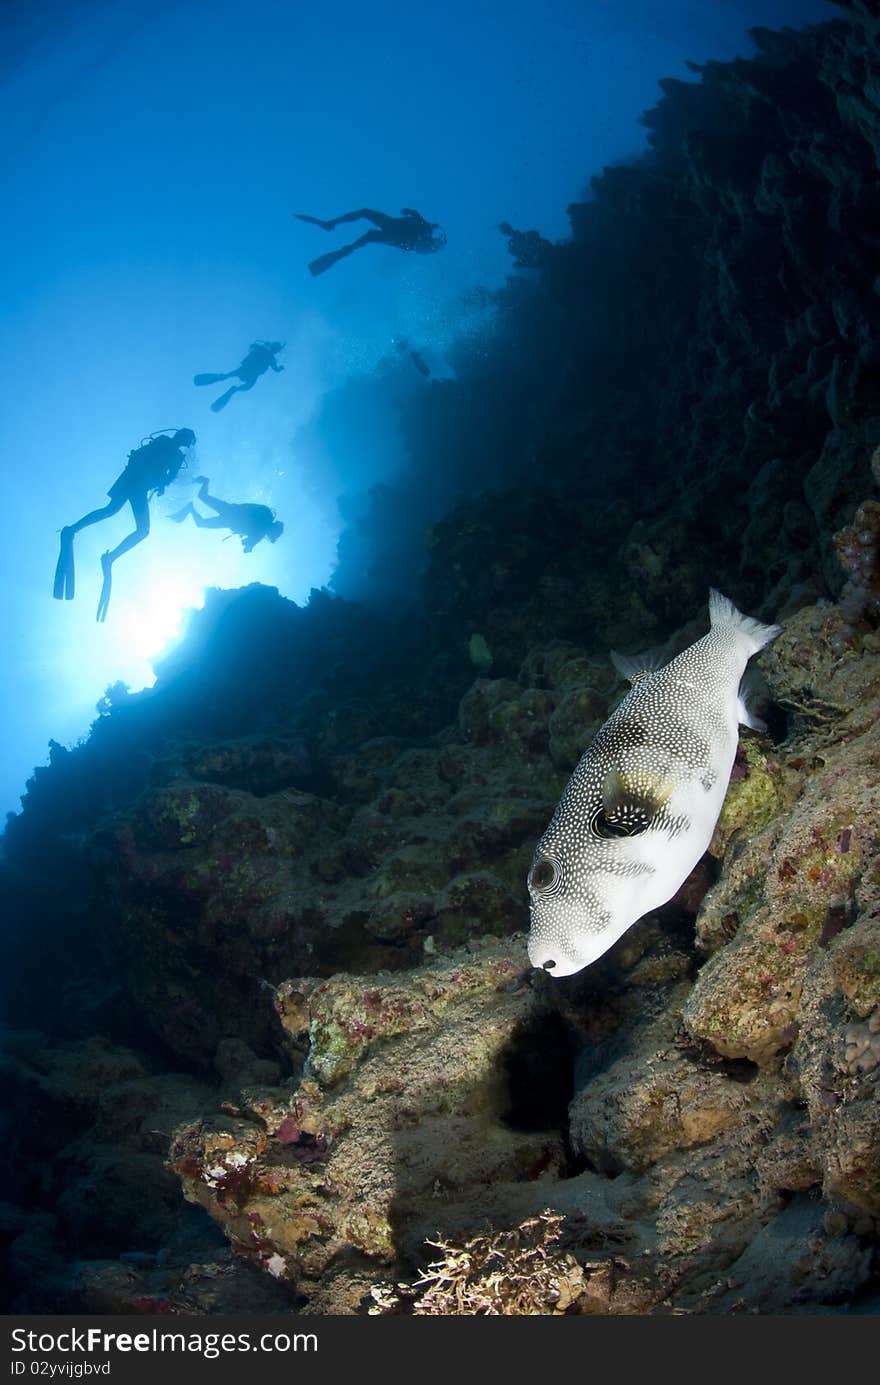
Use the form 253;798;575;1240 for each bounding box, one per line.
526;944;584;978
527;897;615;977
526;926;579;975
529;936;612;980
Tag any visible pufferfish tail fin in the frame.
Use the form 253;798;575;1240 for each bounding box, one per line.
708;589;782;658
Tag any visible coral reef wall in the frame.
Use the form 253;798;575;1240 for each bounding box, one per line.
3;4;880;1313
329;4;880;659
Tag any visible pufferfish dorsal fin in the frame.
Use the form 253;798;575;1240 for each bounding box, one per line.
609;647;666;685
594;769;672;837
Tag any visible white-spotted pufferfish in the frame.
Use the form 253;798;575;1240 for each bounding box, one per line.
527;590;781;977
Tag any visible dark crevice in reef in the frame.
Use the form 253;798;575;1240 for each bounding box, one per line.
760;697;791;745
674;1035;762;1085
497;1011;579;1134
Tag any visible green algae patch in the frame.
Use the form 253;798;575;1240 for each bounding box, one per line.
468;633;493;675
823;1099;880;1217
789;821;862;902
171;940;562;1297
276;945;527;1088
710;740;786;858
342;1206;397;1261
132;783;233;851
830;918;880;1018
684;929;809;1062
687;786;869;1063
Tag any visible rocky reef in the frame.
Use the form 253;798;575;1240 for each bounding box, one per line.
4;3;880;1314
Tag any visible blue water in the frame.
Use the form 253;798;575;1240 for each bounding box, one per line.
0;0;834;821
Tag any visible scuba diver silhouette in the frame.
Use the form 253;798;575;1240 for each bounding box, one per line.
169;477;284;553
294;208;447;277
53;428;196;623
194;340;285;412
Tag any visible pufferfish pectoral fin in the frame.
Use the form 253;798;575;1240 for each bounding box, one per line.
736;670;768;733
737;692;767;733
610;648;667;685
596;770;672;836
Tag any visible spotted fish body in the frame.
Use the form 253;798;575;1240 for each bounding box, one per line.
527;590;781;977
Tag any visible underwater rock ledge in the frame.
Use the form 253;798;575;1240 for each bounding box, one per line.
4;544;880;1312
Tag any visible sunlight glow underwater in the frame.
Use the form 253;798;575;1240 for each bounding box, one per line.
1;0;838;819
45;478;315;716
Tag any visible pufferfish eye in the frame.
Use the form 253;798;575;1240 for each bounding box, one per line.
590;807;650;839
529;856;560;893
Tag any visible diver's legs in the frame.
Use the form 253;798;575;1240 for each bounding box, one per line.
210;383;246;412
195;485;236;526
105;497;150;562
294;213;336;230
328;209;392;231
167;499;227;530
308;230;385;277
53;529;75;601
67;497;127;535
212;373;258;411
97;497;151;623
53;497;127;601
171;480;231;527
297;209;392;232
96;554;113;623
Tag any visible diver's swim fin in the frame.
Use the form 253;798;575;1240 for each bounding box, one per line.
168;504;194;523
96;552;112;623
308;248;348;277
53;527;75;601
294;213;334;230
210;386;239;413
194;372;233;386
